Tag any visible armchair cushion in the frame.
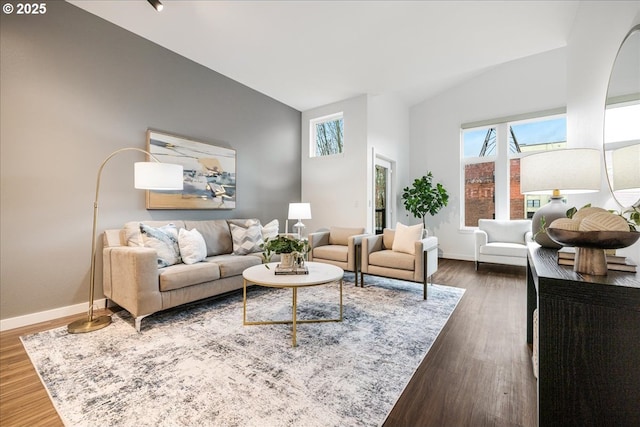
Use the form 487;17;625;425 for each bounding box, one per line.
369;250;414;271
313;245;348;263
329;226;366;245
391;223;423;255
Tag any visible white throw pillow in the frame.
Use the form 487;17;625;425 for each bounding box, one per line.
391;222;424;255
261;219;279;240
230;223;264;255
178;228;207;265
140;223;181;267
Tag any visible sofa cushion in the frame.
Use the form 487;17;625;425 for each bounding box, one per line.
178;228;207;265
140;223;181;267
229;222;264;255
329;226;365;246
478;219;531;245
392;222;423;255
261;219;279;240
480;242;528;258
313;245;348;262
206;254;262;278
159;262;221;292
369;249;415;271
184;220;232;256
124;220;186;247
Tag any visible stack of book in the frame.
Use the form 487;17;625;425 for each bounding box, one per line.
557;247;637;272
274;264;309;275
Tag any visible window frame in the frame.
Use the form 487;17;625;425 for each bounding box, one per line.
309;112;344;158
460;109;567;230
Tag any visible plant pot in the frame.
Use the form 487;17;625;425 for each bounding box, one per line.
280;253;294;269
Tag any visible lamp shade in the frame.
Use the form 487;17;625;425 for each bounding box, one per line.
288;203;312;220
134;162;183;190
612;143;640;191
520;148;601;195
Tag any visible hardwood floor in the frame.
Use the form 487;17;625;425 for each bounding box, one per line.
384;259;537;427
0;259;536;427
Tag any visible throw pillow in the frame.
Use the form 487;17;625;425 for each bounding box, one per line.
261;219;279;240
230;222;264;255
178;228;207;265
392;222;424;255
140;223;181;267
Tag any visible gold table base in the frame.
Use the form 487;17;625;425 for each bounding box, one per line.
243;278;343;347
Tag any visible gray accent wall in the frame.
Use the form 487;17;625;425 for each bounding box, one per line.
0;1;301;320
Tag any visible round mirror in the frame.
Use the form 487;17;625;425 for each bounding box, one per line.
604;24;640;209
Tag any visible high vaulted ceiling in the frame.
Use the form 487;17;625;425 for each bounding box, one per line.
67;0;580;111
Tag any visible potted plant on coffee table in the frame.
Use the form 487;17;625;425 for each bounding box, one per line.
260;235;310;269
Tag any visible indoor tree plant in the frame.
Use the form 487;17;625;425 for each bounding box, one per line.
402;172;449;230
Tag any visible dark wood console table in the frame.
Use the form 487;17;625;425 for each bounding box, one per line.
527;243;640;426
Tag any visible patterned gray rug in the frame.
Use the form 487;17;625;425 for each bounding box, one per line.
21;273;464;427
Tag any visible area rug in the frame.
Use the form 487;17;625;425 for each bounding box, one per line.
21;273;464;427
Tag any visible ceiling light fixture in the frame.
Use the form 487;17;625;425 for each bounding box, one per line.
147;0;163;12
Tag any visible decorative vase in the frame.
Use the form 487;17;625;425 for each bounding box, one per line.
280;253;294;269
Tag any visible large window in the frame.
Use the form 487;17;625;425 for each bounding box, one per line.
462;113;566;227
310;112;344;157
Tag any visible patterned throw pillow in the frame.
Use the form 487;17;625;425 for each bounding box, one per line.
140;223;181;267
178;228;207;265
229;223;264;255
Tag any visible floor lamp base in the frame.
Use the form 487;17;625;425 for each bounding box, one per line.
68;315;112;334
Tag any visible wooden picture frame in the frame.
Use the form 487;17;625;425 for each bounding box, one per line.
146;129;236;210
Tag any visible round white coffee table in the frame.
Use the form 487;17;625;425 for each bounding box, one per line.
242;261;344;347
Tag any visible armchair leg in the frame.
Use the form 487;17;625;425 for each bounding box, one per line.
360;271;365;287
423;278;428;300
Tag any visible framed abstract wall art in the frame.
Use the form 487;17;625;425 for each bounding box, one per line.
146;130;236;210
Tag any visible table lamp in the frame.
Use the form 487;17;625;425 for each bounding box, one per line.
288;203;312;238
520;148;601;248
68;147;183;334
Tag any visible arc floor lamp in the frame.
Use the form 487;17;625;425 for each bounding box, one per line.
68;147;183;334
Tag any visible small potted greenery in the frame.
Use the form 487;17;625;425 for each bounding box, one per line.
260;235;310;268
402;172;449;230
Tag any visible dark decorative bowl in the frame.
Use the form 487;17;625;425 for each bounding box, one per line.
546;228;640;249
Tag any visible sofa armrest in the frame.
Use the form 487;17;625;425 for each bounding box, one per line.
525;230;533;242
103;246;162;318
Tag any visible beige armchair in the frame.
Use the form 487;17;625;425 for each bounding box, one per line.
308;226;368;285
360;228;438;299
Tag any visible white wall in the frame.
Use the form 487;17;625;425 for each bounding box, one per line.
410;48;567;260
367;94;411;230
410;1;640;263
301;96;369;233
301;94;411;234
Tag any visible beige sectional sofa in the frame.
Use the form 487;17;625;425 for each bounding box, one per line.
102;218;277;332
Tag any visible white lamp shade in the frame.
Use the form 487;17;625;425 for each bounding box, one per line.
134;162;183;190
520;148;601;195
612;144;640;191
288;202;312;219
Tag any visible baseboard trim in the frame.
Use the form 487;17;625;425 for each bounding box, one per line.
0;299;107;332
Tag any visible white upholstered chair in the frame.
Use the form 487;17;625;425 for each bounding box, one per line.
474;219;532;270
360;226;438;300
308;226;368;285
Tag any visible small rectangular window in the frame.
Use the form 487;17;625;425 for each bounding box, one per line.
310;113;344;157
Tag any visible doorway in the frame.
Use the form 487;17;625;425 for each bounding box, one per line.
374;157;393;235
